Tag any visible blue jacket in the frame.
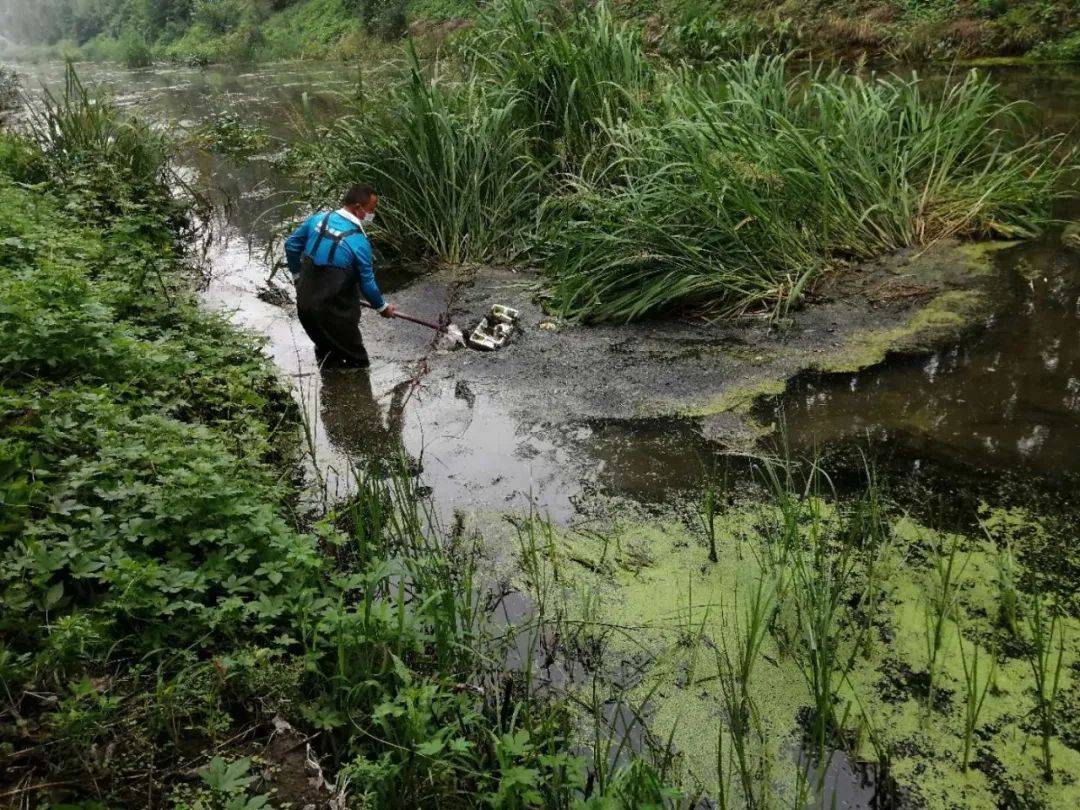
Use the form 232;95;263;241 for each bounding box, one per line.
285;209;386;310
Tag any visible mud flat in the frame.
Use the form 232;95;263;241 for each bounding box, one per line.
390;238;1012;452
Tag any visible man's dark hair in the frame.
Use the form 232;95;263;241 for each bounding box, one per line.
343;184;375;207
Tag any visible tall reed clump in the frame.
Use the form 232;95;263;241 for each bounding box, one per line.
541;55;1073;322
25;62;177;223
465;0;654;173
300;56;542;265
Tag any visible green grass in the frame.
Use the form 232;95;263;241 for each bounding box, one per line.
293;1;1070;322
1;67;674;807
539;52;1071;321
299;54;543;264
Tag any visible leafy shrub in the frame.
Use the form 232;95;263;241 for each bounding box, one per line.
1031;30;1080;61
194;0;250;35
120;30;154;67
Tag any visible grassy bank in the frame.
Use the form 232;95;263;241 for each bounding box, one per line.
657;0;1080;64
293;0;1072;322
0;69;681;807
3;0;1080;65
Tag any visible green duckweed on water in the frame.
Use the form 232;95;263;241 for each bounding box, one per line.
516;494;1080;808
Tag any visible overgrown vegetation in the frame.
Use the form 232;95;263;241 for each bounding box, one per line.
514;460;1080;807
658;0;1080;63
3;0;1080;64
0;68;672;807
191;109;273;156
295;0;1072;322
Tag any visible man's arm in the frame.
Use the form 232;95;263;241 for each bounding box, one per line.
284;217;312;280
351;237;389;312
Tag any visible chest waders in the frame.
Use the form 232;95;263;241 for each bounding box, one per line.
295;214;370;367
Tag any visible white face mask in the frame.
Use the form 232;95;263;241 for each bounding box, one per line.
362;212;375;223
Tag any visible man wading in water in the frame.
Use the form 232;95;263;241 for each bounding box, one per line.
285;185;397;367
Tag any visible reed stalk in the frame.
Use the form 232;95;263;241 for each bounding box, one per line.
1026;595;1066;783
923;533;969;714
957;630;996;773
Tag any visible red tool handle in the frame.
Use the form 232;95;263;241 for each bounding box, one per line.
359;300;446;333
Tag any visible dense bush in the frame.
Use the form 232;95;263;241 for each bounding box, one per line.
119;29;154;66
194;0;251;34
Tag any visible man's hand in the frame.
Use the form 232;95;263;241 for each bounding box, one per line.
379;303;398;319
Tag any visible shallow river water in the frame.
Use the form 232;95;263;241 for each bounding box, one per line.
16;59;1080;520
13;54;1080;810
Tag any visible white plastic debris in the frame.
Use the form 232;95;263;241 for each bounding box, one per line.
468;304;521;350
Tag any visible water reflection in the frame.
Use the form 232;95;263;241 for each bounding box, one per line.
767;222;1080;475
318;365;407;458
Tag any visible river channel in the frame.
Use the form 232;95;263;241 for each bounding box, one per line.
15;58;1080;524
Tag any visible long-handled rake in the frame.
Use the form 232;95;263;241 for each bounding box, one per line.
361;301;519;351
360;300;466;349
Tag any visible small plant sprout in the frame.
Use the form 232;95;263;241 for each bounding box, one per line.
923;532;970;714
699;482;720;563
996;540;1020;636
957;629;996;773
715;575;778;808
1026;595;1067;783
